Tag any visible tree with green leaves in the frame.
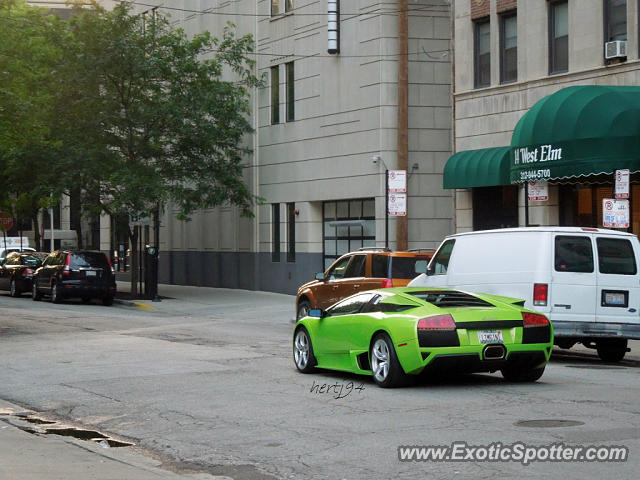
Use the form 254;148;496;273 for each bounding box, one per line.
53;2;262;295
0;0;64;249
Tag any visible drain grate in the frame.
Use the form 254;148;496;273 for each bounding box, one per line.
515;419;584;428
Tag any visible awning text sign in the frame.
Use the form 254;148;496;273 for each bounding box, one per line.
603;199;629;228
388;170;407;193
388;193;407;216
615;169;630;199
513;144;563;182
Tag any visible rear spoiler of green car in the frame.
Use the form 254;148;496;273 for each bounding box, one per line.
480;293;526;307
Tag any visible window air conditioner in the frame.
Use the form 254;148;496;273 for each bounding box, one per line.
605;40;627;60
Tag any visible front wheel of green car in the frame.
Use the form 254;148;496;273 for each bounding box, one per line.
293;327;316;373
370;333;406;388
501;365;545;383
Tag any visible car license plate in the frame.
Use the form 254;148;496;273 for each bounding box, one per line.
86;270;96;277
604;292;625;306
478;330;503;344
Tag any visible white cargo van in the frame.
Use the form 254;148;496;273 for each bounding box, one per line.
409;227;640;362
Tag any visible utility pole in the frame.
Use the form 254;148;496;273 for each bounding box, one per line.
397;0;409;250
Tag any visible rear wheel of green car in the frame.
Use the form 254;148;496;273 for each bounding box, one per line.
370;333;406;388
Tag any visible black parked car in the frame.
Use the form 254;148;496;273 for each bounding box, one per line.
0;252;48;297
32;250;117;305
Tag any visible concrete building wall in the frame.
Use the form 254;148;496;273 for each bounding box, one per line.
118;1;454;294
453;0;640;232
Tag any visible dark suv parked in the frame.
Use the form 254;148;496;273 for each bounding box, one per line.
32;250;117;305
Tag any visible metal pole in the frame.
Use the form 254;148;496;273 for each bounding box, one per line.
50;207;54;251
524;182;530;227
396;0;409;250
153;203;160;302
385;169;389;249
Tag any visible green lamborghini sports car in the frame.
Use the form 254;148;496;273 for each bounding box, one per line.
293;287;553;388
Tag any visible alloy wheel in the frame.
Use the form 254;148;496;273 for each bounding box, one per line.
9;279;16;297
294;330;310;369
371;338;390;383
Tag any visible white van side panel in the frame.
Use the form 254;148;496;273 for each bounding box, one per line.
443;232;552;313
594;234;640;328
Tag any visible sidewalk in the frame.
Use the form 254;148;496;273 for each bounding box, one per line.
114;281;297;320
0;400;228;480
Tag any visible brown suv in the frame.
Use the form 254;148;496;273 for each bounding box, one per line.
295;248;433;319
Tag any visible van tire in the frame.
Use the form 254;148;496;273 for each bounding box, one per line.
596;339;627;363
501;366;545;383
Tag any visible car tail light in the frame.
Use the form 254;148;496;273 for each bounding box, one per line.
62;254;71;276
533;283;548;306
522;311;549;327
381;278;393;288
105;254;115;274
22;268;33;277
417;314;456;331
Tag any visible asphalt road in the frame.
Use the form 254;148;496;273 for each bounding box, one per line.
0;287;638;480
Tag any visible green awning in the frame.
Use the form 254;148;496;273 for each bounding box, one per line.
443;146;511;189
510;85;640;183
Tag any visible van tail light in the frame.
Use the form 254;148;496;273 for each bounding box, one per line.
62;254;71;276
522;312;549;327
533;283;548;306
22;268;33;277
381;278;393;288
417;314;456;331
105;254;115;274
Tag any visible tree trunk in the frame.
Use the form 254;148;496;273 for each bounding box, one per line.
32;212;41;251
128;225;139;297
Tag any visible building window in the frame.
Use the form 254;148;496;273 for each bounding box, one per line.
474;19;490;88
270;65;279;124
500;13;517;83
286;62;295;122
271;0;293;16
605;0;627;41
549;1;568;74
322;199;375;270
287;202;296;262
272;203;280;262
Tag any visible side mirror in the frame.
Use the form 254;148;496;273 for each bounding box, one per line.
315;272;325;281
426;264;435;276
309;308;324;318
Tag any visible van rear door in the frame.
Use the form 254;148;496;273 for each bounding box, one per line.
551;234;596;326
595;234;640;328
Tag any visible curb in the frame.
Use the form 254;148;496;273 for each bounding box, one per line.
113;299;156;311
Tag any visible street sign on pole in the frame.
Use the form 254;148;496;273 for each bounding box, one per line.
388;193;407;216
0;211;13;232
615;169;630;199
603;199;629;228
388;170;407;193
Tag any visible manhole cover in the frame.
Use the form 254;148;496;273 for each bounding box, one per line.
515;419;584;428
565;365;625;370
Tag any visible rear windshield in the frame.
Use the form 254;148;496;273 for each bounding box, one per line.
390;257;430;279
23;255;45;267
597;238;637;275
69;252;109;269
408;290;493;308
555;236;594;273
